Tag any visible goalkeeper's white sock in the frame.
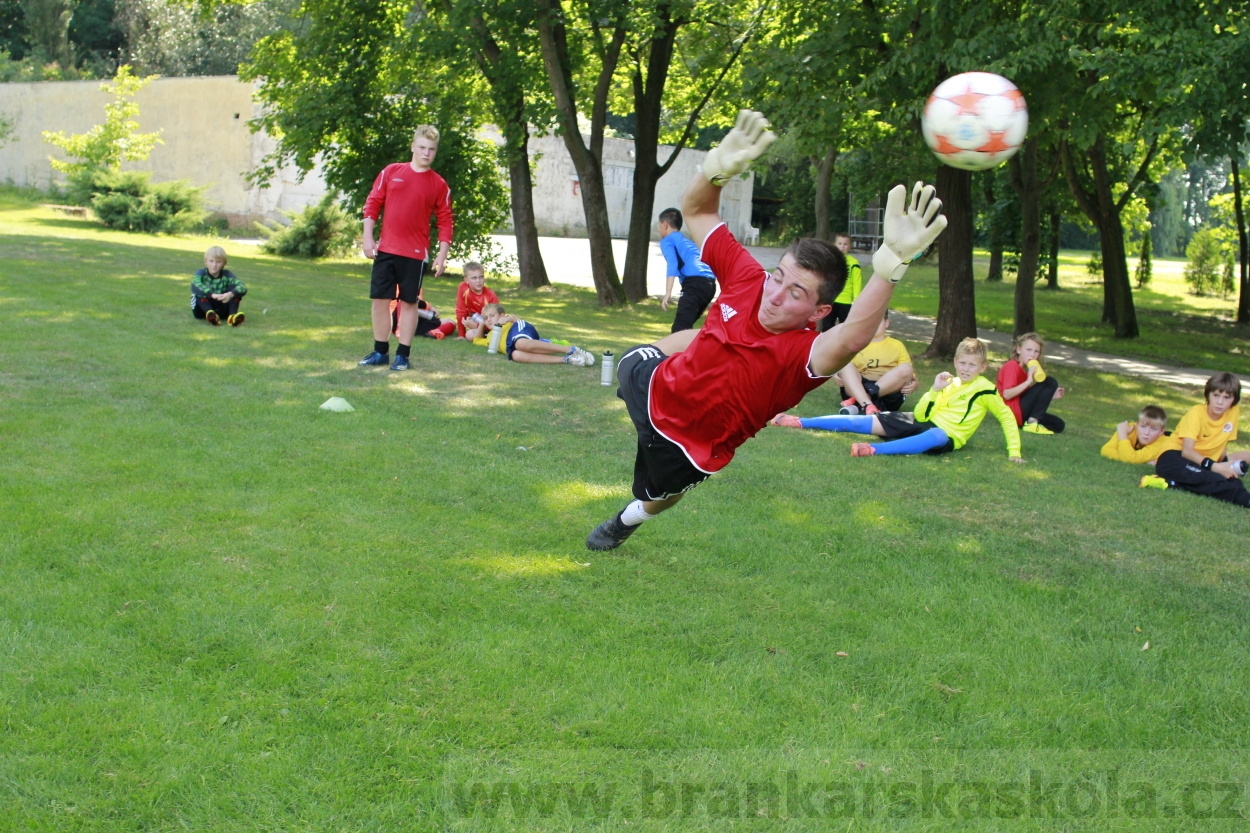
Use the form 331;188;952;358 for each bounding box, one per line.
621;500;658;527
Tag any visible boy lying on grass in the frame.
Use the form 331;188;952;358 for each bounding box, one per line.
480;304;595;366
1100;405;1177;465
772;337;1022;462
1142;373;1250;507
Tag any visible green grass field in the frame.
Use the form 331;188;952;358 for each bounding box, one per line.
891;252;1250;376
3;191;1249;831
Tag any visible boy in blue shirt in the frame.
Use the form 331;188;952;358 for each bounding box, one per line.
657;207;718;332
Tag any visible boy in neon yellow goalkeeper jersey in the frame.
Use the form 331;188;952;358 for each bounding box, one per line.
772;337;1023;461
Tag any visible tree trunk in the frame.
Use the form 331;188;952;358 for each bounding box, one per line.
925;164;977;358
1047;208;1060;290
1062;136;1138;337
983;176;1002;282
813;146;836;241
462;11;549;289
504;131;550;290
535;0;626;305
1233;154;1248;325
1008;139;1042;334
620;5;677;303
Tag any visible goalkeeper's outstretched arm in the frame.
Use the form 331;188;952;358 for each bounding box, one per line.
682;109;776;248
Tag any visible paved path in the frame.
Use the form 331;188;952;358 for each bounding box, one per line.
466;235;1233;392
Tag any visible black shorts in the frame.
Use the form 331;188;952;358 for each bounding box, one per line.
370;251;426;303
617;344;711;501
876;412;955;454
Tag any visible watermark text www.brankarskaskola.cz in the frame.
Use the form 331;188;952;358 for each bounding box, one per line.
444;765;1245;821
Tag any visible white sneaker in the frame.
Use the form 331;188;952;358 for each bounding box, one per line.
564;348;592;367
577;347;595;367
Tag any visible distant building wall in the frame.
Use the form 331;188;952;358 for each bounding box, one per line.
518;132;755;242
0;76;754;238
0;75;326;225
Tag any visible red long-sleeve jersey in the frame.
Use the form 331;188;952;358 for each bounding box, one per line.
363;163;454;261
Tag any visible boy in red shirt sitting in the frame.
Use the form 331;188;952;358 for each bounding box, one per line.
455;262;500;339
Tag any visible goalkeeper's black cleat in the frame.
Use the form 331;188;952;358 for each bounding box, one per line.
586;511;638;551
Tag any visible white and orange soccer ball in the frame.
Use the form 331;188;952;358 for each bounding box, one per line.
921;72;1028;172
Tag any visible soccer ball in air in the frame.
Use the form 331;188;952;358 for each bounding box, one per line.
921;72;1028;172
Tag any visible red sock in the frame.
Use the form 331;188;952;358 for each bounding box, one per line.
435;322;455;338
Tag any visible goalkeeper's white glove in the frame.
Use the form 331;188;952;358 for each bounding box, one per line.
872;181;948;283
703;110;776;186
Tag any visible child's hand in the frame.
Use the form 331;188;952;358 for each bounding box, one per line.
660;293;671;311
1116;420;1133;440
1054;386;1065;399
1009;456;1025;464
901;373;919;396
933;371;953;390
363;237;378;259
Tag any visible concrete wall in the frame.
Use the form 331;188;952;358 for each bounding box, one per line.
0;75;326;225
519;132;755;242
0;76;754;238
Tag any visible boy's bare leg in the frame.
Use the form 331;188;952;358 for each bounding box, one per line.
643;493;684;515
839;363;871;404
371;299;393;342
873;363;915;396
511;340;575;363
396;300;419;346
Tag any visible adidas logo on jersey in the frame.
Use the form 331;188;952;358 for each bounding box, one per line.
720;303;738;321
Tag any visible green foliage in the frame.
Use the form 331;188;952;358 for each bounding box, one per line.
257;194;356;259
1135;231;1152;288
119;0;298;77
242;0;509;268
1087;252;1102;279
1222;254;1237;299
42;65;162;202
88;169;206;233
0;46;89;79
1184;227;1229;296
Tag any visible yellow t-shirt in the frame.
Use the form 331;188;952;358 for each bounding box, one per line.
1174;402;1240;460
851;336;911;381
1099;427;1181;464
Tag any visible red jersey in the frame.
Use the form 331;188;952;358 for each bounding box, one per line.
363;163;454;261
454;282;500;337
649;223;831;472
995;360;1028;426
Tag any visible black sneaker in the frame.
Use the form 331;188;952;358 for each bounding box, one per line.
586;511;638;551
390;354;410;371
358;351;388;366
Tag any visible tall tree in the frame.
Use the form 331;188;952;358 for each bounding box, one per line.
617;0;760;302
1186;3;1250;324
534;0;628;305
1054;0;1196;338
435;0;551;289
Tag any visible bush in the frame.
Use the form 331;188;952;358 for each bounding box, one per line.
1086;252;1102;280
1184;227;1226;296
256;195;356;258
88;170;207;233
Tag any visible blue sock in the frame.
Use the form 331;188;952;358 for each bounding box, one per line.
871;427;950;456
799;414;875;433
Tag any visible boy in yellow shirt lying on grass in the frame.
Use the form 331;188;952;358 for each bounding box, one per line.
1100;404;1179;465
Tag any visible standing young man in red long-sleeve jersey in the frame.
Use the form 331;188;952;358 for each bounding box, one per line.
359;125;455;371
